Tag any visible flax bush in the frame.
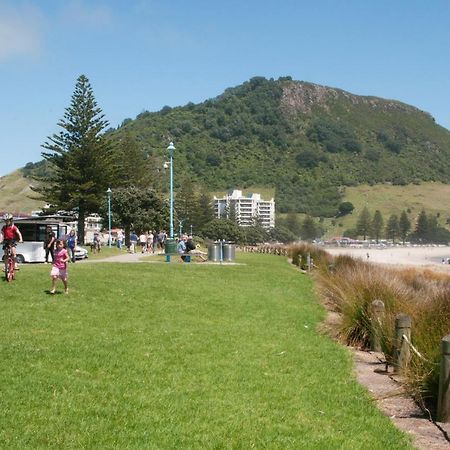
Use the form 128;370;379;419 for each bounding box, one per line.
288;242;331;271
315;254;450;410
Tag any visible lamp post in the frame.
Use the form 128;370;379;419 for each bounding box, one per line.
178;219;185;236
163;142;176;262
106;187;112;247
167;142;175;239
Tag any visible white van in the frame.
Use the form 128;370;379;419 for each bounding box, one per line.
0;218;84;263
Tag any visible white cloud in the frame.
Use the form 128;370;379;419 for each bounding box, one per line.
0;3;44;61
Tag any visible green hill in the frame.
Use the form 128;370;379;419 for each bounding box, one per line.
322;182;450;237
3;76;450;219
113;76;450;216
0;170;45;215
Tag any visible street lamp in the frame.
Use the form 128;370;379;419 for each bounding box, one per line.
167;142;175;239
178;219;185;236
106;187;112;247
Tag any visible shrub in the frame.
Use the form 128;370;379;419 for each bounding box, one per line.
315;254;450;412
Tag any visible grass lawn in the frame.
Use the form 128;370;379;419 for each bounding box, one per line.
0;254;413;449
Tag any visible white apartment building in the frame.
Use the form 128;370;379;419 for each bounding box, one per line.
214;189;275;229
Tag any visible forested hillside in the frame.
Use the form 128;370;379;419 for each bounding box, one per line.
15;76;450;217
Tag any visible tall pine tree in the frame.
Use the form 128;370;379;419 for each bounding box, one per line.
385;214;399;243
371;210;384;243
399;210;411;244
356;206;371;240
37;75;115;243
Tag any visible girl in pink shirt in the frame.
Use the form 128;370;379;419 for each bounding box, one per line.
50;240;70;294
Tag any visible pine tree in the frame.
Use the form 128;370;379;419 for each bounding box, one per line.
385;214;399;243
116;133;148;187
300;215;317;241
414;210;428;242
371;210;384;243
284;211;302;237
356;206;371;240
174;177;197;233
399;210;411;244
192;187;215;234
37;75;115;243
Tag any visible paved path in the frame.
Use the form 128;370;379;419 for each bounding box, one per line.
78;251;240;265
78;251;163;263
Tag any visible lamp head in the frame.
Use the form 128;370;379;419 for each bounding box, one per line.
167;142;175;156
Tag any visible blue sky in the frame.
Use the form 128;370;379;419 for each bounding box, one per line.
1;0;450;176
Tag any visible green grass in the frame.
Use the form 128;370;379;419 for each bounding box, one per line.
0;254;413;448
321;182;450;237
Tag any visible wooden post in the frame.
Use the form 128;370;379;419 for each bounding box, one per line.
370;300;385;352
394;314;412;371
437;334;450;422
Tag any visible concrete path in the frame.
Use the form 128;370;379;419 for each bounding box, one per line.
78;251;241;265
78;251;163;264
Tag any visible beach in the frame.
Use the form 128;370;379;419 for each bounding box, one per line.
325;245;450;271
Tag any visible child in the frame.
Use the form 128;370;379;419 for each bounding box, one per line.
50;240;70;294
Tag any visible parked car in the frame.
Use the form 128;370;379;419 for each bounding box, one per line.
74;246;88;260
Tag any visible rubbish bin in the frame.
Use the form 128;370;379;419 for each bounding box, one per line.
208;243;221;262
222;242;235;262
165;239;177;254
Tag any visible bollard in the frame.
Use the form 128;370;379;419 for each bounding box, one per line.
437;334;450;423
370;300;385;352
394;314;412;371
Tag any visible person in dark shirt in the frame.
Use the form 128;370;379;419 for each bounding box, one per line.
44;225;56;263
185;235;207;262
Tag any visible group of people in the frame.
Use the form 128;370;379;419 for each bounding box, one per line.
126;230;167;254
177;234;207;262
0;216;75;294
44;226;77;264
2;214;208;294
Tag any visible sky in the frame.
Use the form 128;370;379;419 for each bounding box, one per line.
1;0;450;176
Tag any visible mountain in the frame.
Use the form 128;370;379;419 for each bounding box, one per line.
112;76;450;216
5;76;450;217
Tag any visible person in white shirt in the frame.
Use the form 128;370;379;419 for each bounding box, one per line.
139;233;147;253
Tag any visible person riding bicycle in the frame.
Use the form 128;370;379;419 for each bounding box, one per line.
1;213;23;269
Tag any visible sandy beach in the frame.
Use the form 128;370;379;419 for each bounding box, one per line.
325;245;450;271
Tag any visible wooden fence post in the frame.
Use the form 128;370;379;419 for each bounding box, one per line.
394;313;412;371
370;300;385;352
437;334;450;423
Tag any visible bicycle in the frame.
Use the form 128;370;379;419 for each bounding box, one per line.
3;243;15;282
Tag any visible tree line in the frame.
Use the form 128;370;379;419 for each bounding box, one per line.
348;206;450;244
32;75;300;245
32;75;450;247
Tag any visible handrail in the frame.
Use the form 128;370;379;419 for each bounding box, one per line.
402;334;439;366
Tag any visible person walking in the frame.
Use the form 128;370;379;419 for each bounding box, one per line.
147;231;154;254
129;231;138;254
116;229;124;249
44;225;56;263
50;239;70;294
66;229;77;263
139;232;147;253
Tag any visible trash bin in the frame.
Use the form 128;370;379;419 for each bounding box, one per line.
208;243;221;262
222;242;235;262
165;239;177;254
